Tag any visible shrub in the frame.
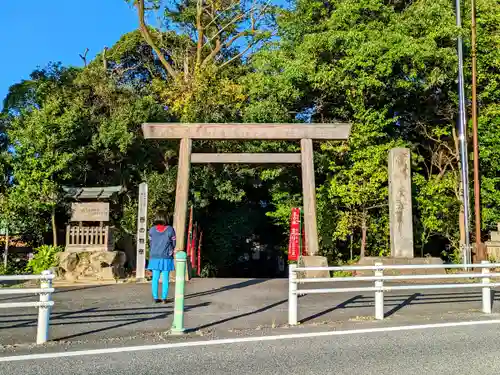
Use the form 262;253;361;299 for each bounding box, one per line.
26;245;63;274
0;254;29;275
0;262;7;275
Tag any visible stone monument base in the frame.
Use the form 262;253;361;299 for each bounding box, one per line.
297;256;330;278
355;256;445;276
57;251;126;282
486;243;500;261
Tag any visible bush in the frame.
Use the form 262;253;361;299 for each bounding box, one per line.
26;245;63;274
0;254;29;275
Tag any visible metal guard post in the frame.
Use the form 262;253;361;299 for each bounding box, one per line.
374;262;384;320
36;270;53;345
171;251;187;334
482;260;492;314
288;264;298;326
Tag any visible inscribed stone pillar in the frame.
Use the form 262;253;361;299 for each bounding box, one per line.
388;148;414;258
135;182;148;280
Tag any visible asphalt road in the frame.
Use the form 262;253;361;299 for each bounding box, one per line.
3;279;499;346
2;322;500;375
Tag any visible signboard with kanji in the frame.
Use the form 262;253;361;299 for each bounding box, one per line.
288;208;301;261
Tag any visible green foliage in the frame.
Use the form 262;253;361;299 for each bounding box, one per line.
0;258;27;276
26;245;63;275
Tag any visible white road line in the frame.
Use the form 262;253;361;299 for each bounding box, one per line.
2;319;500;362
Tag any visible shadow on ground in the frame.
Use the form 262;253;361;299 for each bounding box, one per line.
0;302;210;341
1;279;498;345
0;285;108;303
299;290;499;323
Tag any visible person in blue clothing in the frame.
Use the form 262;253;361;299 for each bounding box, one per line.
147;212;176;304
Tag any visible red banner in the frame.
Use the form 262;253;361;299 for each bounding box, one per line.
288;208;301;261
191;224;197;268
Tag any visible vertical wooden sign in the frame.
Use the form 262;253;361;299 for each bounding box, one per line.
136;182;148;280
288;207;301;261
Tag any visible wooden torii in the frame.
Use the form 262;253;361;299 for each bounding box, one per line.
141;123;351;259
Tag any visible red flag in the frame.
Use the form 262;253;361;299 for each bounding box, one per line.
186;207;193;258
197;231;203;276
288;208;301;261
191;224;197;268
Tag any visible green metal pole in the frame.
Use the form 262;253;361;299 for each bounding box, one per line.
171;251;187;334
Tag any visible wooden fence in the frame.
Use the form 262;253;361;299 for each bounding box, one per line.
65;225;113;252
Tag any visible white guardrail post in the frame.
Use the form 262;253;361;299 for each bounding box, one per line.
288;263;298;326
36;270;53;344
482;260;492;314
374;262;384;320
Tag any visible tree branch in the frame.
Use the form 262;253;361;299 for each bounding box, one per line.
218;40;257;69
201;39;222;68
196;0;204;67
135;0;178;79
79;48;89;67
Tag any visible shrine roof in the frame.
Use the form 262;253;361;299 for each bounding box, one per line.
62;186;124;200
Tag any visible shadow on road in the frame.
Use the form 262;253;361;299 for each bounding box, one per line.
0;284;107;303
185;279;269;300
298;290;499;321
300;295;362;324
0;302;210;339
53;302;210;341
384;293;421;318
188;295;308;333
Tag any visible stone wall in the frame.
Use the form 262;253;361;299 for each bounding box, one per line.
57;251;126;282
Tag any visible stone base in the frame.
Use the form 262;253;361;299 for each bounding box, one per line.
485;242;500;261
57;251;126;282
297;256;330;279
356;257;445;276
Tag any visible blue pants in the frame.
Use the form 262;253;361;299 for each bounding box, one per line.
151;270;170;300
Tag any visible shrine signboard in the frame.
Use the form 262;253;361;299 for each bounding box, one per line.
71;202;110;222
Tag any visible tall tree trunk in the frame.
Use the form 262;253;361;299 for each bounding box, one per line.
3;226;8;269
360;211;367;258
350;233;353;260
51;209;58;247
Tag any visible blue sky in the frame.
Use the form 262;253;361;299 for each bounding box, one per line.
0;1;138;105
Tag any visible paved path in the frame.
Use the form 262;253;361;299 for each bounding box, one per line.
0;278;499;346
2;321;500;374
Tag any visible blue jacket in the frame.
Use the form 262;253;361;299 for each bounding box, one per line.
149;225;176;259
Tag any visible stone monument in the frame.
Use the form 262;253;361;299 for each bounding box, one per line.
485;224;500;261
57;186;127;282
135;182;148;281
357;148;443;274
388;148;414;258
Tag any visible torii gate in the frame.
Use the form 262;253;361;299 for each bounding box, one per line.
140;123;351;276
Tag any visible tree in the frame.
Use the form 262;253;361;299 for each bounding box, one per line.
242;0;480;259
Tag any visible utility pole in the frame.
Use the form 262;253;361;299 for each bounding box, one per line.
455;0;472;266
470;0;484;261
